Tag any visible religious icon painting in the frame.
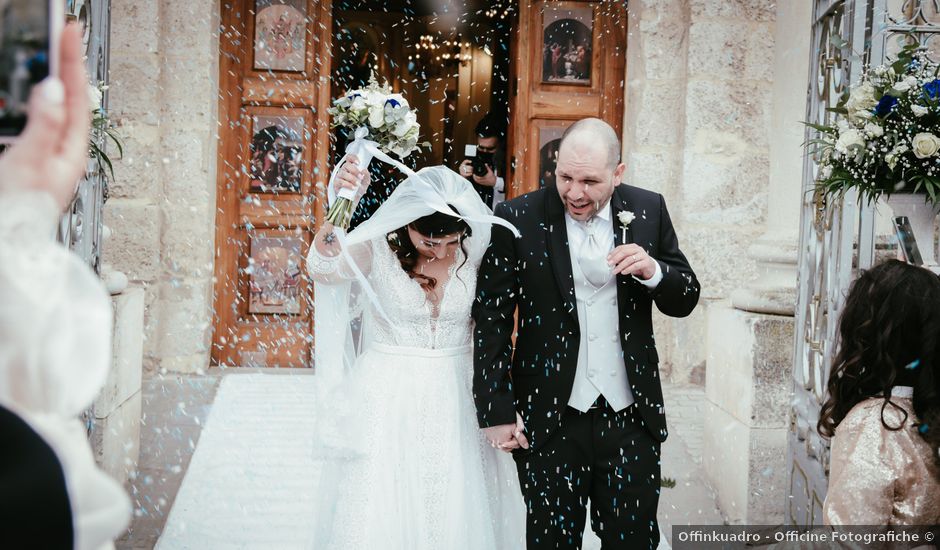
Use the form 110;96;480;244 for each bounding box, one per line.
248;113;305;193
247;235;304;315
541;5;594;85
537;124;568;188
253;0;307;72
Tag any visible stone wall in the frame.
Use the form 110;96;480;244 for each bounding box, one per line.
624;0;777;384
105;0;220;374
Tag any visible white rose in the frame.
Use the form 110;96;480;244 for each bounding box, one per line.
368;105;385;129
617;210;635;226
912;104;930;117
835;128;866;155
845;82;878;120
87;84;103;110
911;132;940;159
892;76;917;93
863;122;884;137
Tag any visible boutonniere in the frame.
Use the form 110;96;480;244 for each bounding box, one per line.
617;210;635;242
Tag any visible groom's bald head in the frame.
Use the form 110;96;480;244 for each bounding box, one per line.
558;118;621;170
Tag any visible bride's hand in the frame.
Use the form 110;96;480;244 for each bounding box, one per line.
334;154;370;199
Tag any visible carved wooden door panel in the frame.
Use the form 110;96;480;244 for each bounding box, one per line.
507;0;626;197
213;0;332;368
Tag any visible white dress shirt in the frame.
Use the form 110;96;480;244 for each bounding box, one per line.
563;201;663;289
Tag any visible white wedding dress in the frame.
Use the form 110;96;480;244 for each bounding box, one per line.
307;235;525;550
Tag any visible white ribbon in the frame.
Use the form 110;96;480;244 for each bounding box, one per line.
326;127;521;237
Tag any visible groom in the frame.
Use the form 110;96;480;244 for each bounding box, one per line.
473;118;699;549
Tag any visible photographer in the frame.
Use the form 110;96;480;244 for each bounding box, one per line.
458;113;506;209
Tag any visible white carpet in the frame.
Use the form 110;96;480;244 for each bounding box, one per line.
156;373;319;550
155;372;669;550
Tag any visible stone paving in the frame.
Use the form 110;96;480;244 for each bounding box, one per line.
116;373;723;549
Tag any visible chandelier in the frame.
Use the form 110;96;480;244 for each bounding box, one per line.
408;34;471;77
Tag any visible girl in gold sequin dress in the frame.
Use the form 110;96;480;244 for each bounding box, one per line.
818;260;940;526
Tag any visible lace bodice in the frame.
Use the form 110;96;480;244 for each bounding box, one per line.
308;237;478;349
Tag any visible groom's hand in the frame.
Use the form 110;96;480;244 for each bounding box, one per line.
609;244;657;281
482;413;530;453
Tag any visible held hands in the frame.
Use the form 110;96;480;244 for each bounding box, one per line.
608;244;657;281
333;154;371;203
483;413;529;453
0;24;90;211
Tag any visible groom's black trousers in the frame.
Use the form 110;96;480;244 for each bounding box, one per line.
514;397;661;550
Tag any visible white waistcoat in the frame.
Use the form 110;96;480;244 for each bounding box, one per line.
567;258;635;413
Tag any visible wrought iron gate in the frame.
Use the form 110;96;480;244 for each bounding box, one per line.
60;0;111;272
789;0;940;526
62;0;112;437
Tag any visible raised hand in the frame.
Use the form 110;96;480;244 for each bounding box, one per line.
0;24;90;210
333;154;371;201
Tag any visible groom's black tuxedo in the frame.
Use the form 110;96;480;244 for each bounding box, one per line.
473;183;700;452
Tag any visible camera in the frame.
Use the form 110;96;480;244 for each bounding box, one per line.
0;0;64;143
464;144;494;178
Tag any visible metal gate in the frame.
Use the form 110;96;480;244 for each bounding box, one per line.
789;0;940;526
60;0;111;272
62;0;112;436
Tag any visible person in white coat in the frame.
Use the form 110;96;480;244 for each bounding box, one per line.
0;23;131;550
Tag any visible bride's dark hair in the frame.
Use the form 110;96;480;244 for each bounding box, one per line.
386;207;471;291
817;260;940;474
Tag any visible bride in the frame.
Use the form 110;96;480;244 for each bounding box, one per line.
305;156;525;549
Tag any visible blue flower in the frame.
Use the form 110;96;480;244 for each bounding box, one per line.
385;98;401;108
874;95;898;116
924;79;940;99
347;92;362;100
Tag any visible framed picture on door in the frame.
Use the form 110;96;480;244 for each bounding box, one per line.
541;5;594;86
247;234;305;315
535;121;571;188
253;0;308;72
246;109;308;194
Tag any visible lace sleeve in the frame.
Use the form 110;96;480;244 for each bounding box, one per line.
306;236;375;284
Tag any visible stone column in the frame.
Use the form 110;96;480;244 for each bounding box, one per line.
702;0;811;524
92;287;145;484
107;0;220;374
623;0;697;383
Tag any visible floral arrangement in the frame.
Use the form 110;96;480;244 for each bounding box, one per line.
325;75;427;229
88;82;123;179
328;75;423;159
808;40;940;204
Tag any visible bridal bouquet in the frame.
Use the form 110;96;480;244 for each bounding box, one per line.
326;75;427;229
808;40;940;204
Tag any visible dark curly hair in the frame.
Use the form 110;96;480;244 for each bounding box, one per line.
386;208;471;292
817;260;940;474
